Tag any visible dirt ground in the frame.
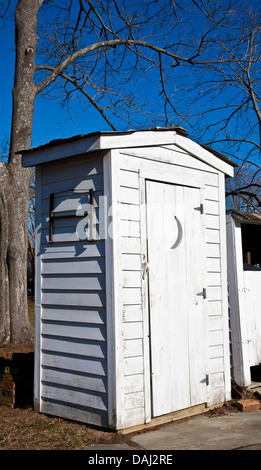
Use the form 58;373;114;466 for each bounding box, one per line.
0;342;250;451
0;342;128;451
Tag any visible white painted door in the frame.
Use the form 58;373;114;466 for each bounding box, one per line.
146;181;207;417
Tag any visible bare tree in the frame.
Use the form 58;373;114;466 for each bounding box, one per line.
159;0;261;208
1;0;261;344
0;0;225;343
226;164;261;212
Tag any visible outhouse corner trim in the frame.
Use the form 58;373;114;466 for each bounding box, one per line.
175;134;236;178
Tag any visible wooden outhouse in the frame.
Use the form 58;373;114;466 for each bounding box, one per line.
22;127;236;430
226;210;261;388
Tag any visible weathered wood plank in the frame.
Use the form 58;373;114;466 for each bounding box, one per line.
206;243;220;258
122;288;142;305
42;367;107;393
205;185;219;201
42;336;106;357
121;238;140;254
41;400;108;427
42;306;106;324
122;254;141;271
42;154;103;185
119;169;139;189
42;290;106;307
123;339;143;358
124;374;144;394
42;173;104;198
123;305;143;322
124;356;144;376
120;203;140;221
42;257;105;274
123;322;143;341
209;357;224;374
125;391;144;410
205;214;219;230
120;186;139;205
41;241;105;259
41;383;108;411
206;258;221;273
121;220;140;238
206;272;221;286
42;322;106;341
42;274;105;291
42;352;107;376
207;286;222;301
122;271;141;288
205;228;220;244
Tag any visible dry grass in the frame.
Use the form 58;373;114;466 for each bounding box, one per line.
0;405;125;450
0;339;127;451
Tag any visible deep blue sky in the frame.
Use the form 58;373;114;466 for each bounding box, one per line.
0;15;113;152
1;0;260;169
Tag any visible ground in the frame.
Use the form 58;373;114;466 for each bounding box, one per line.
0;341;250;451
0;341;129;451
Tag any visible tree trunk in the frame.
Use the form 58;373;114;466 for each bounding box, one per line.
0;0;42;343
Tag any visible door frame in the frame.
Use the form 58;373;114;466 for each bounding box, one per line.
140;176;209;422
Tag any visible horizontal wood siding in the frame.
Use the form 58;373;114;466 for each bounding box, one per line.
205;183;226;401
118;145;228;424
118;166;145;428
38;154;108;427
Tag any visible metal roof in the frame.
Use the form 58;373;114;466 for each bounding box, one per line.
21;126;188;154
20;126;237;172
227;209;261;224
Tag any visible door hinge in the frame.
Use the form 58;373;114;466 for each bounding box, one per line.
194;203;204;214
197;288;207;299
201;374;210;386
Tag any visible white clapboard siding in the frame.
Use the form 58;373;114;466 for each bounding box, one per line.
118;168;145;426
42;367;107;393
117;150;227;427
42;336;106;358
42;274;105;291
243;270;261;366
122;271;141;288
204;183;225;386
41;154;103;185
42;258;105;274
41;383;108;411
40;401;108;428
41;241;105;259
124;339;143;358
124;374;144;394
125;391;144;410
41;208;102;230
42;290;106;307
30;133;233;430
38;153;109;427
42;321;106;341
42;352;107;376
41;188;104;215
42;225;105;244
123;305;143;322
42;306;106;324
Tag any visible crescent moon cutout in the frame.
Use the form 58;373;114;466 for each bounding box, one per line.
171;216;183;249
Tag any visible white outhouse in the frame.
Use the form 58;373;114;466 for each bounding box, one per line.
226;210;261;388
22;127;236;430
